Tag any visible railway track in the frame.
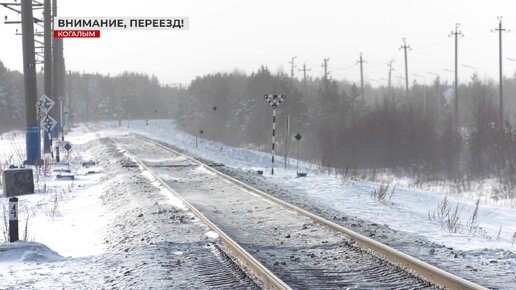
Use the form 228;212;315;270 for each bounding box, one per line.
109;133;487;290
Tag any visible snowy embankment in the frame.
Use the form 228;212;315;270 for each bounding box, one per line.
108;119;515;288
119;120;516;252
0;126;225;289
1;120;514;288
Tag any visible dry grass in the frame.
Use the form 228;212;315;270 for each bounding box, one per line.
466;199;480;235
428;195;450;229
48;194;59;221
371;182;396;201
2;204;7;242
428;195;461;233
447;203;461;233
22;207;29;241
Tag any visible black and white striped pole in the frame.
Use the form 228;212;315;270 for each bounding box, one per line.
9;197;19;242
264;94;286;175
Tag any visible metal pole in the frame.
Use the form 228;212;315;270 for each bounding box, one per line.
358;53;365;100
388;60;393;103
498;20;503;125
68;70;72;127
43;0;52;153
60;100;64;140
272;107;276;175
427;71;440;121
51;0;58;136
413;74;427;118
399;39;410;100
491;18;509;125
21;0;40;164
296;140;299;175
86;74;89;122
289;56;297;78
298;64;311;98
423;82;427;119
52;0;64;137
454;25;459;125
55;145;60;163
449;23;463;126
264;94;285;175
404;47;409;99
284;115;289;169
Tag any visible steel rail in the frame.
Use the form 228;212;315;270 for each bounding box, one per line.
133;133;487;290
109;136;291;290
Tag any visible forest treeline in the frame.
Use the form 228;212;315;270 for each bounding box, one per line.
0;60;178;130
2;59;516;185
179;67;516;186
0;61;24;130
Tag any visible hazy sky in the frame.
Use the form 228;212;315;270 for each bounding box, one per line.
1;0;515;87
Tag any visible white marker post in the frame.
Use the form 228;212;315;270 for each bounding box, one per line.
9;197;18;242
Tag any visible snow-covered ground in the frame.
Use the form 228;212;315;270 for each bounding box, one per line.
1;120;515;288
0;128;110;288
109;119;516;288
120;120;516;252
0;126;246;289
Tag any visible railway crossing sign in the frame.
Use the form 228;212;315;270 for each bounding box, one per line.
264;94;286;109
63;141;72;152
37;94;55;115
264;94;287;175
40;115;57;133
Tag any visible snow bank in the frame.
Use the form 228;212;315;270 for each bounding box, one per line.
0;241;63;263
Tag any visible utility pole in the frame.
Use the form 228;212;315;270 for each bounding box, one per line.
322;58;330;82
3;1;46;161
427;71;440;120
493;17;509;126
356;53;366;100
413;74;427;118
399;38;411;99
387;60;394;103
298;63;311;96
284;115;289;169
68;70;72;127
21;0;40;164
52;0;65;139
289;56;297;78
449;23;463;125
43;0;52;153
85;73;89;122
